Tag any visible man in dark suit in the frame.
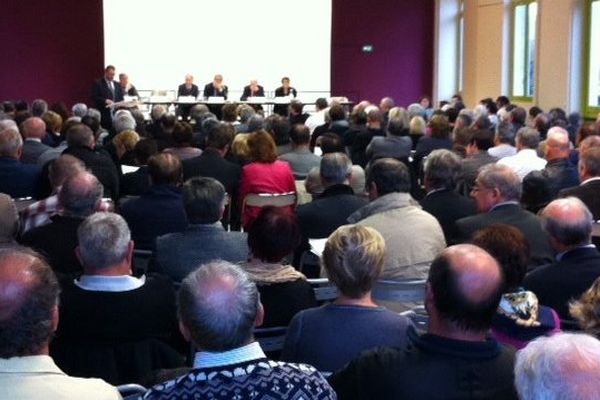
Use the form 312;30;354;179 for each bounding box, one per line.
421;149;476;245
524;197;600;320
182;123;241;228
273;77;297;116
202;74;228;120
457;128;498;195
92;65;124;130
120;153;187;250
202;74;228;99
151;177;249;282
62;123;120;200
118;72;139;97
297;152;366;240
19;171;103;277
456;163;554;267
177;74;200;121
522;126;579;213
0;127;42;199
21;117;51;164
120;138;158;197
559;145;600;220
240;79;265;101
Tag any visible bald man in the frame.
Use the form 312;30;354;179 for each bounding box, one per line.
522;126;579;212
21;117;51;164
0;247;120;399
20;171;104;276
330;244;518;400
524;197;600;320
177;74;199;121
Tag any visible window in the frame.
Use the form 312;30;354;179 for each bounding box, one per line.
457;0;465;93
511;1;537;100
585;0;600;118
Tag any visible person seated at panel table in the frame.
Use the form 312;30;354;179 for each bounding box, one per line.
177;74;199;121
240;79;265;101
273;76;298;117
203;74;228;99
203;74;228;120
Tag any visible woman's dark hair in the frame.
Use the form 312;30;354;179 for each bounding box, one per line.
247;206;301;263
471;224;530;291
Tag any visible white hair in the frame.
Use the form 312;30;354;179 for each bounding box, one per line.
77;212;130;271
113;112;136;133
515;333;600;400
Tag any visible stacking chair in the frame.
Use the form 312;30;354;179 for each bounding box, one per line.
307;278;338;303
241;191;296;231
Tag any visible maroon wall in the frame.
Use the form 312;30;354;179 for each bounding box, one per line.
1;1;434;109
0;0;104;108
331;0;435;106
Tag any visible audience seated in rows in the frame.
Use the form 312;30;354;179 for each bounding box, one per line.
240;207;316;327
330;244;518;399
51;212;183;385
0;247;120;400
348;158;446;280
141;261;336;399
120;153;187;250
151;177;248;282
456;164;554;267
282;224;412;372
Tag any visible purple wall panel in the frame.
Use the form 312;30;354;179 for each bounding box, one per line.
0;0;104;108
331;0;435;106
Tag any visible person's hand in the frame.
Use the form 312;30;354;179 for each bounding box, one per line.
105;99;114;106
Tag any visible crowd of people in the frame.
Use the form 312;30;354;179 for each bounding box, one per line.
2;82;600;399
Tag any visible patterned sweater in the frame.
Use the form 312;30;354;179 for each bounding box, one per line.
140;358;336;399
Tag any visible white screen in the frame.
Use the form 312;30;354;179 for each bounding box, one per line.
103;0;331;99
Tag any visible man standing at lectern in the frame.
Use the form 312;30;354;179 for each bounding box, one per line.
92;65;124;130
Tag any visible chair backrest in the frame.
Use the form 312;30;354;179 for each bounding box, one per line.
592;221;600;238
308;278;339;303
254;326;287;353
372;279;426;303
241;192;296;231
132;249;153;276
243;192;297;208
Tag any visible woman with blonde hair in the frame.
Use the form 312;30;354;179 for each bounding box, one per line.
282;224;412;372
570;277;600;337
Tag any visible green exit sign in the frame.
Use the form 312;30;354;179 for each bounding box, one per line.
362;44;374;53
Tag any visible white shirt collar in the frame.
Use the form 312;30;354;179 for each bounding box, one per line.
581;177;600;186
193;341;266;369
74;274;145;292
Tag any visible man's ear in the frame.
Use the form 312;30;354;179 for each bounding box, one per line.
179;320;191;342
51;304;59;332
74;246;83;266
255;302;265;328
